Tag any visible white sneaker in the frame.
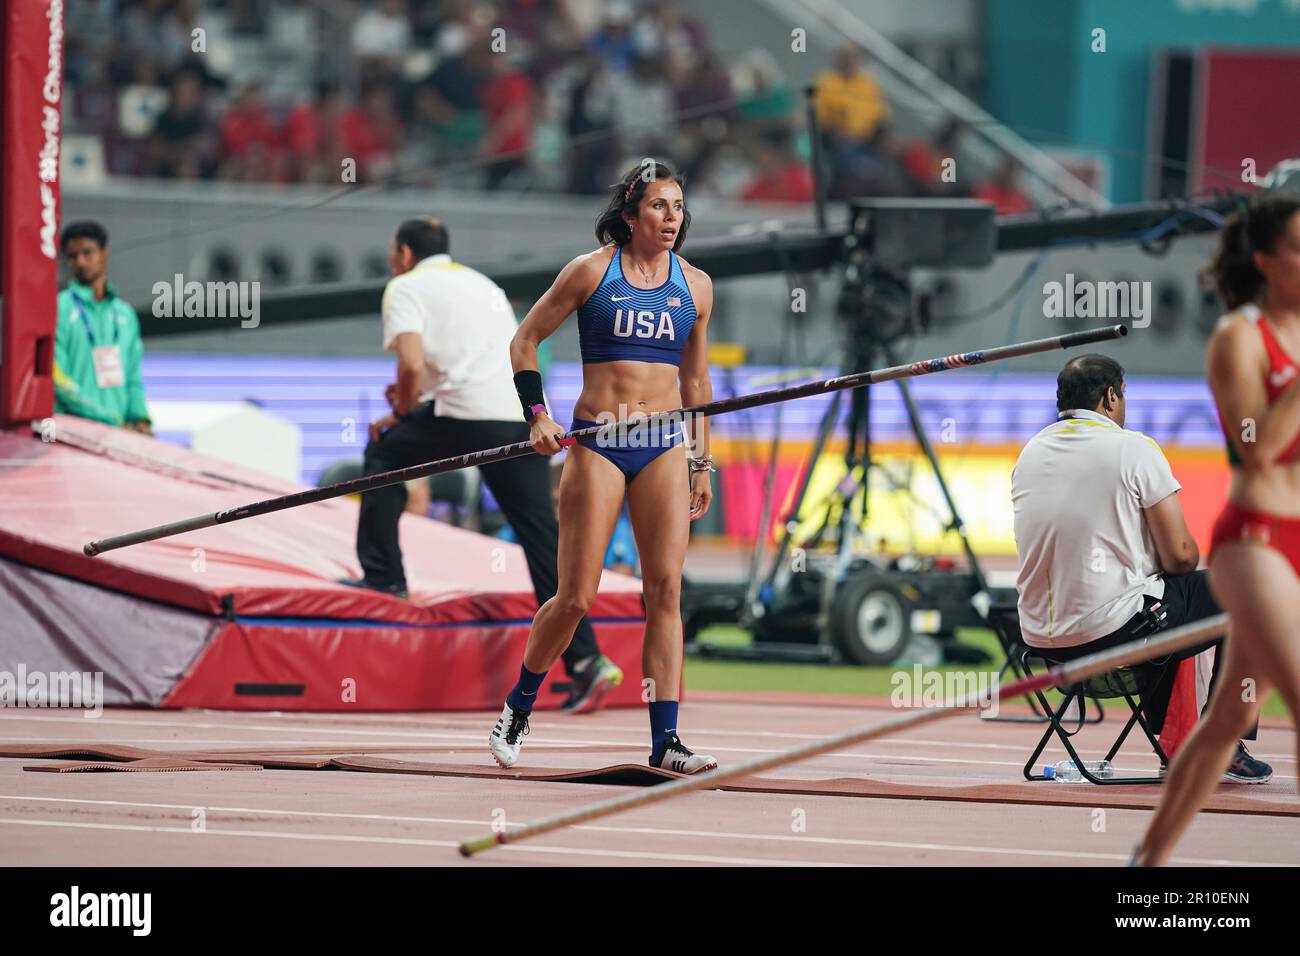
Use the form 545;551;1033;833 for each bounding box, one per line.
488;701;530;769
649;734;718;775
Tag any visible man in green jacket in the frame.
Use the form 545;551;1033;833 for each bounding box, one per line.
54;221;152;433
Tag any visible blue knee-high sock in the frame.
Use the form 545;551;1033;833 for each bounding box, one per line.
507;664;547;713
649;700;679;752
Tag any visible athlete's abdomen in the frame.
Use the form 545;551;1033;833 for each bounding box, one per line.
574;360;684;421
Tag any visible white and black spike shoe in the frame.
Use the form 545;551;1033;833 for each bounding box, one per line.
488;701;530;769
649;734;718;775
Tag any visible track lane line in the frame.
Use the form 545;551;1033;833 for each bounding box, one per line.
0;794;1290;866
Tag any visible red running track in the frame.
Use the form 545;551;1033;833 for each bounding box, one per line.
0;696;1294;867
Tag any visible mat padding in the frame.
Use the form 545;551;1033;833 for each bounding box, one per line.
332;755;679;786
0;744;159;760
5;744;1295;816
26;756;259;773
328;755;1299;816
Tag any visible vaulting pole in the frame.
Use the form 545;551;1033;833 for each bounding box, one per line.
84;324;1126;556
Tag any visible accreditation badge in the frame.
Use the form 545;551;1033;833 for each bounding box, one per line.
92;344;126;388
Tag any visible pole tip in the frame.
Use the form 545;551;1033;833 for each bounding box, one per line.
459;832;505;857
83;542;99;557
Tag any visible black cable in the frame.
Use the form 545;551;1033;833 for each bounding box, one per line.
930;254;1043;324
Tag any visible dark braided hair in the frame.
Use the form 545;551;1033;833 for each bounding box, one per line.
1202;195;1300;310
594;161;691;251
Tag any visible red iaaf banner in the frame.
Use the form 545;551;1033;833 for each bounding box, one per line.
0;0;62;424
1194;48;1300;195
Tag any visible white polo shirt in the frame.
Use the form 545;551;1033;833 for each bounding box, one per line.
1011;409;1182;648
381;254;523;421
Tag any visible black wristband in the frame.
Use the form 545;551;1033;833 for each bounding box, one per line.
514;369;545;420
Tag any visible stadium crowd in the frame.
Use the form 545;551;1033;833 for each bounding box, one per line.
64;0;1030;210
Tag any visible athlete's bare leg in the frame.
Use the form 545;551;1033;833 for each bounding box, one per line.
626;443;691;705
1133;543;1299;865
520;445;625;673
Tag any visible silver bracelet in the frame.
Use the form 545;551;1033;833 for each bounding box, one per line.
688;456;716;474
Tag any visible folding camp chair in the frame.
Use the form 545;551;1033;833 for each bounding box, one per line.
1015;602;1170;784
982;603;1101;726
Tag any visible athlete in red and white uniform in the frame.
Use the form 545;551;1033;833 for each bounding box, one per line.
1135;196;1300;866
1210;306;1300;570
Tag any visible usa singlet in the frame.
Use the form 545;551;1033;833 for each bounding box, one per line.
576;246;697;366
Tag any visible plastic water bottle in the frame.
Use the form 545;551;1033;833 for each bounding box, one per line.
1043;759;1113;781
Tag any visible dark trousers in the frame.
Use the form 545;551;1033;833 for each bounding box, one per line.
356;403;600;676
1039;571;1255;740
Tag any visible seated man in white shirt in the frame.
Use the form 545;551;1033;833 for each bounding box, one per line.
1011;354;1269;782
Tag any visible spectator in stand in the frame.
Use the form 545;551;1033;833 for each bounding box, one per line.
284;82;347;183
674;49;735;191
740;127;814;204
481;46;537;191
508;0;583;79
814;45;892;198
424;24;494;170
558;0;606;37
73;53;122;139
819;123;907;200
901;118;965;198
65;0;116;75
734;50;795;142
218;81;287;182
500;0;547;48
147;65;211;179
351;0;413;75
121;0;197;74
633;0;706;75
397;83;454;188
974;157;1034;214
611;53;675;159
813;45;890;144
588;1;637;74
61;1;849;196
227;0;270;35
561;51;619;194
430;24;485;112
341;83;404;183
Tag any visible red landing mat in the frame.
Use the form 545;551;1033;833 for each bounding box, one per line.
1;419;647;711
